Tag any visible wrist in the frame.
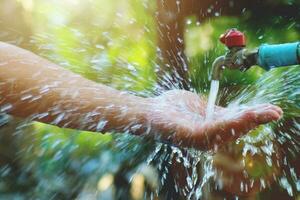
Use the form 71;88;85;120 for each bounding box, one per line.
107;92;153;135
124;95;153;133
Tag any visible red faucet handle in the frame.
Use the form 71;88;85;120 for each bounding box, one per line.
219;29;246;48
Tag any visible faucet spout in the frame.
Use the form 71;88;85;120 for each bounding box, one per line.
212;56;225;81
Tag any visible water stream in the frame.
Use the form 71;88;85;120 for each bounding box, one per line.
205;80;220;120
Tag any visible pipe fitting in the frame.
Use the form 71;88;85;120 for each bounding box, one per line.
212;56;225;81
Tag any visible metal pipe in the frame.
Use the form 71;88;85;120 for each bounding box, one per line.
212;56;225;81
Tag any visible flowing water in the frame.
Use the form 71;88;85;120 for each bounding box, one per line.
205;80;220;120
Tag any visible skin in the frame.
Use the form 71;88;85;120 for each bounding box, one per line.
0;42;282;150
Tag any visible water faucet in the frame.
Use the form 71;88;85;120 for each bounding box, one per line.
212;28;300;81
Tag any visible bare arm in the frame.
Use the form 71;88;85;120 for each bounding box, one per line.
0;42;282;150
0;42;148;133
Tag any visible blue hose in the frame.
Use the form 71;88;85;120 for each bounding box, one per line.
257;42;300;70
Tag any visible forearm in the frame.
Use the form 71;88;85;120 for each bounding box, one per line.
0;42;148;133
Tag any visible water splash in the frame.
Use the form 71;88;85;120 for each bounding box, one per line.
146;66;300;199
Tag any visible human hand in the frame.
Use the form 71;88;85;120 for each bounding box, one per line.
142;90;282;150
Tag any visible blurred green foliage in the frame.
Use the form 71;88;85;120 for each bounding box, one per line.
28;0;157;92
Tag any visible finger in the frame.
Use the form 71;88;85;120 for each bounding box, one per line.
247;104;283;116
255;109;281;123
199;109;273;149
184;104;282;151
270;105;283;116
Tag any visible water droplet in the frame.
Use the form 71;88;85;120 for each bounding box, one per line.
96;120;108;131
186;19;192;25
258;35;264;40
0;104;12;112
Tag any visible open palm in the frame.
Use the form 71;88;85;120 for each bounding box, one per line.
145;90;282;150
